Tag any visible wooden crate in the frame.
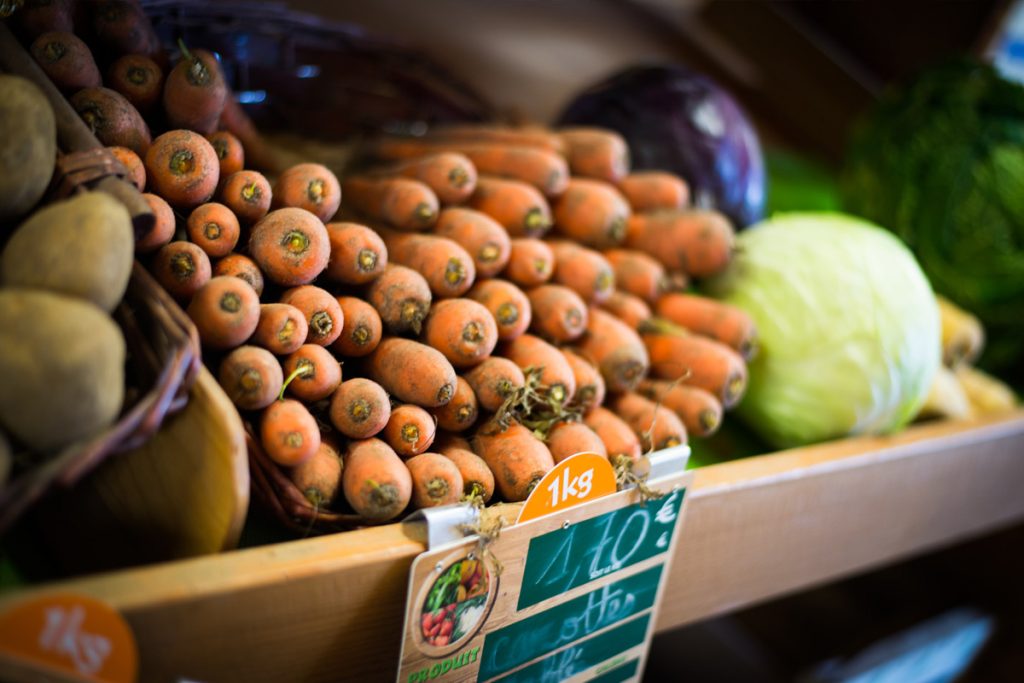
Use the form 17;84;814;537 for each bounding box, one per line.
1;412;1022;682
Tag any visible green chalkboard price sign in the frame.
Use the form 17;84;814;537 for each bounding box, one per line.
396;451;692;683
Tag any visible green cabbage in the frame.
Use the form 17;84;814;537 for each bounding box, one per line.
704;213;940;448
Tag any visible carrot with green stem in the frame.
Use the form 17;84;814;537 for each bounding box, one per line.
600;290;652;331
611;392;687;451
431;377;478;433
73;87;151;157
342;175;438;231
152;241;211;301
618;171;689;212
366;264;432;335
498;333;576;406
260;398;320;466
31;31;100;93
280;285;344;347
221;170;272;225
637;379;723;438
407;453;464;508
504;238;554;288
289;437;344;509
325;222;388;285
107;54;164;113
603;249;668;303
214;253;264;296
218;345;283;411
366;337;458;408
248;207;330;286
473;420;554;502
163;44;227;135
467;279;531;341
282;344;342;402
558;127;630;183
432;208;511;278
252;303;308;355
547;241;615;304
332;296;383;357
576;307;649;393
187;202;240;258
329;378;391;439
466;177;552;237
526;284;589;343
552;178;631;249
563;349;605;414
379;229;476;298
384;405;437;458
625;209;735;278
371;152;478;205
187;275;260;350
342;438;412;520
136;193;176;253
144;129;217;207
424;298;498;368
584;406;642;465
547;421;607;464
272;163;342;223
654;293;758;360
463;357;525;412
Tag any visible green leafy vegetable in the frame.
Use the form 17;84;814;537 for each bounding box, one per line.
425;563;462;613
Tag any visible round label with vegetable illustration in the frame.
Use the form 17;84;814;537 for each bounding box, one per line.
414;551;497;656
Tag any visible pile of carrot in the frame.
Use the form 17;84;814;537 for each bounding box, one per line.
25;8;757;526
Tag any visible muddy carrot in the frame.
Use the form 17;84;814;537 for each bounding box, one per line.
498;333;576;406
272;163;342;223
330;378;391;439
562;350;605;414
136;193;176;253
163;46;227;135
380;229;476;298
342;176;439;231
152;240;211;301
431;377;479;433
584;406;642;465
552;178;631;249
467;279;531;341
465;177;552;237
473;420;554;501
144;129;218;208
654;293;758;360
527;284;589;343
641;318;748;408
458;145;569;197
600;290;652;331
503;238;554;288
186;202;240;258
558;127;630;183
611;392;687;451
438;444;495;502
603;249;667;303
366;337;458;408
625;209;735;278
260;398;320;466
92;0;162;59
432;208;511;278
638;380;723;438
107;54;164;113
547;241;615;304
384;405;437;458
214;253;264;296
332;296;383;357
342;438;412;520
290;437;344;508
547;421;607;464
72;87;151;156
252;303;308;355
463;357;526;412
618;171;689;212
248;207;330;286
324;222;388;285
186;275;260;349
373;152;478;205
280;285;344;347
207;130;245;183
221;170;272;225
576;308;649;393
407;452;463;508
424;298;499;368
366;264;432;335
109;146;146;192
218;345;283;411
282;344;342;402
31;31;100;93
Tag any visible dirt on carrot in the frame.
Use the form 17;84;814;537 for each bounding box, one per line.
260;398;321;467
583;407;642;465
248;207;330;286
282;344;343;402
325;222;389;285
467;279;532;341
611;392;688;451
186;274;260;349
527;284;589;343
562;349;606;414
186;202;240;257
332;296;383;357
552;178;631;249
547;421;607;464
213;252;265;296
503;238;554;288
218;345;283;411
342;175;439;231
152;240;212;301
599;290;652;331
207;130;245;184
618;171;689;213
473;420;554;502
558;127;631;183
637;379;723;438
654;293;758;360
342;438;412;520
272;163;342;223
466;177;552;238
72;86;151;157
407;452;464;508
384;404;437;458
108;146;146;192
431;376;479;433
221;170;272;225
547;240;615;304
280;285;345;347
498;333;576;406
366;337;457;408
463;357;526;413
144;129;218;208
136;192;176;253
603;249;668;304
372;152;478;205
423;298;499;368
252;303;309;355
365;264;432;335
329;378;392;439
163;46;227;135
625;209;735;278
432;207;511;278
289;437;344;509
576;308;649;393
107;54;164;113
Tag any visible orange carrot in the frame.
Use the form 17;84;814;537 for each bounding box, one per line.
248;207;330;286
380;230;476;298
584;407;642;464
373;152;477;205
218;95;282;174
366;337;457;408
526;284;589;343
654;293;758;360
431;377;478;433
425;124;565;154
152;240;211;301
625;210;735;278
282;344;343;402
576;308;649;393
547;421;607;464
407;452;463;508
342;438;412;520
457;145;568;197
207;130;244;184
332;296;383;357
252;303;308;355
109;146;146;192
611;392;687;451
107;54;163;113
186;202;240;258
366;264;432;335
432;208;511;278
31;31;100;93
641;319;748;408
186;275;260;349
603;249;667;303
163;46;227;135
324;222;388;285
213;252;264;296
92;0;162;59
72;87;151;156
289;437;344;508
260;398;320;466
562;349;606;414
503;238;554;288
552;178;631;249
467;279;531;341
498;333;576;406
472;420;554;502
463;357;526;412
547;240;615;304
144;129;218;208
218;345;283;411
618;171;689;213
438;443;494;502
136;192;176;253
424;298;498;368
279;285;344;347
558;127;630;183
466;177;552;237
220;170;272;225
272;163;342;223
384;404;437;458
599;290;652;331
342;176;438;231
637;380;723;438
329;378;391;439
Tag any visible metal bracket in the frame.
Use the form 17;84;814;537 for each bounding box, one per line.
402;503;480;550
